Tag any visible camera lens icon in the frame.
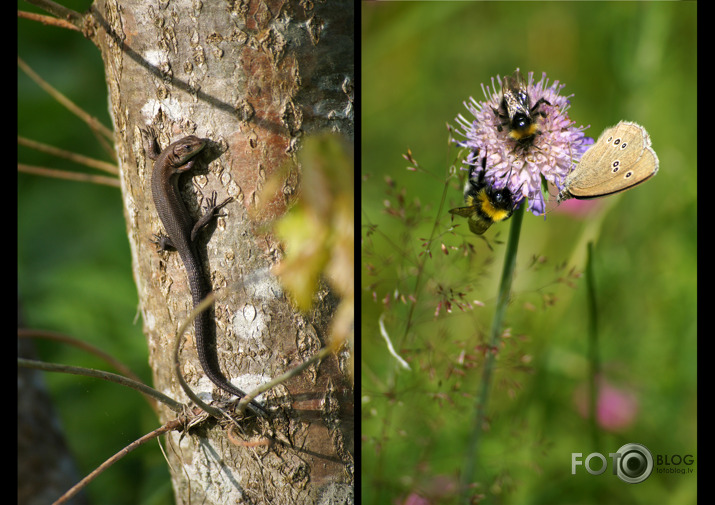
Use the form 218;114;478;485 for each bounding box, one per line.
615;443;653;483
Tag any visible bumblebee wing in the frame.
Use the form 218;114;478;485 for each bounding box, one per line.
450;205;489;234
449;206;476;218
503;69;525;91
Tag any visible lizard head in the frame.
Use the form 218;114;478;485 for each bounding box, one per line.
172;136;207;166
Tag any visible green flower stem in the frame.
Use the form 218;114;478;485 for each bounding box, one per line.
460;202;525;503
586;241;601;449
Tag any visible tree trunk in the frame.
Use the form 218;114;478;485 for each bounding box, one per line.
86;1;353;503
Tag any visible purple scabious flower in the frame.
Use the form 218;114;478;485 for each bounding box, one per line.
454;69;594;216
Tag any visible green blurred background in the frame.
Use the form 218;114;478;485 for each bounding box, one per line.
362;2;695;504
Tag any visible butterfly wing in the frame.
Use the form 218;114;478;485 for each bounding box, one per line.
562;121;658;200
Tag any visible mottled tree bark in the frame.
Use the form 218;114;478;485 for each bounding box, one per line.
87;1;353;502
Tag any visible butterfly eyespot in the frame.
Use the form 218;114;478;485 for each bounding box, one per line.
624;171;634;179
613;138;621;146
620;142;628;149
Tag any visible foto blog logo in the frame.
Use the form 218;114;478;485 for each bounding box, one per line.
571;443;654;484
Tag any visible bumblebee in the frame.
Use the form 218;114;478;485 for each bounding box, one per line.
449;157;519;235
492;69;550;146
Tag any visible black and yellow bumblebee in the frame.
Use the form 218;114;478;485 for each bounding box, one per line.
492;69;550;147
449;155;520;235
